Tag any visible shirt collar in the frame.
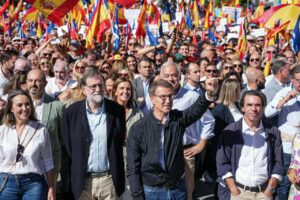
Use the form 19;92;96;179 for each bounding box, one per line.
186;82;198;91
85;99;105;114
34;94;45;106
242;117;264;133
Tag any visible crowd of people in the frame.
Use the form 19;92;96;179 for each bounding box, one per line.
0;4;299;200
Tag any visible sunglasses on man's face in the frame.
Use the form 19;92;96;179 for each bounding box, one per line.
250;58;260;62
16;144;24;162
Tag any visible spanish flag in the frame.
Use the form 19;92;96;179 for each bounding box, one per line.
253;1;264;20
192;0;200;26
148;1;160;24
23;7;39;22
135;0;147;39
25;0;79;23
264;51;272;77
235;0;240;7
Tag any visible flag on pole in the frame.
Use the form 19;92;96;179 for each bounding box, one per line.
264;51;272;77
0;0;10;19
113;6;120;52
23;7;39;22
25;0;80;23
135;0;147;39
292;15;300;53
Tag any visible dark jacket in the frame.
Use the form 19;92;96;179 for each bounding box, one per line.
62;98;126;200
126;95;211;200
216;118;285;200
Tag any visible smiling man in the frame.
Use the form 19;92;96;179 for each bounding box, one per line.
127;73;218;200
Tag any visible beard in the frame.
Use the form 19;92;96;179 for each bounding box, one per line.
28;86;43;96
87;92;104;105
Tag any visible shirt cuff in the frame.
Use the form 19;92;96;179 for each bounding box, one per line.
205;92;217;102
271;174;283;182
222;172;233;181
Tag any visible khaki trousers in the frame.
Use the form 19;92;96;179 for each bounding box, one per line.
184;155;195;200
230;186;273;200
79;174;119;200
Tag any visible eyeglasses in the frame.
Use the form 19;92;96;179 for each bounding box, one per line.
128;43;136;46
42;53;52;57
267;51;276;54
86;83;104;91
155;50;164;54
154;94;174;101
102;65;111;70
120;53;127;57
16;144;25;162
206;69;218;73
250;58;260;62
75;65;85;70
233;64;243;68
40;62;50;65
70;42;79;46
257;39;264;42
223;66;234;70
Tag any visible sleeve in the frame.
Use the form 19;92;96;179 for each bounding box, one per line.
180;94;212;127
62;109;72;158
289;134;300;170
264;89;287;117
216;130;233;178
271;127;285;176
199;109;215;139
41;126;54;172
126;123;145;200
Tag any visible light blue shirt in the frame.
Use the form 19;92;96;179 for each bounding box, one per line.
86;100;109;172
142;79;150;97
265;85;300;154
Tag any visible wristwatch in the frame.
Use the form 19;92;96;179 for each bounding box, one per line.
267;185;275;194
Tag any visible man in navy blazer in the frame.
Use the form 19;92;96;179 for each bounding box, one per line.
62;69;126;200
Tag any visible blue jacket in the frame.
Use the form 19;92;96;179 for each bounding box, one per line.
216;118;285;200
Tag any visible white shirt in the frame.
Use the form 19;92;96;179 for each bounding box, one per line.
45;77;77;98
0;121;54;175
33;95;45;121
265;85;300;154
228;106;243;121
222;118;282;186
0;66;9;90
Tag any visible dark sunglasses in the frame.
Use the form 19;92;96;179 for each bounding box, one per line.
128;43;136;46
206;69;218;73
224;66;234;70
250;58;260;62
16;144;25;162
42;53;52;57
40;62;50;65
70;42;79;46
233;64;243;68
267;51;276;54
257;39;264;42
155;50;164;54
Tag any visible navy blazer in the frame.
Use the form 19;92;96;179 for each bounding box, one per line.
216;118;285;200
62;98;126;199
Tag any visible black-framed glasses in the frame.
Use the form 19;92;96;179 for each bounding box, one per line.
206;69;218;73
267;51;276;54
250;58;260;62
233;64;243;68
16;144;24;162
42;53;52;57
223;66;234;70
155;50;164;54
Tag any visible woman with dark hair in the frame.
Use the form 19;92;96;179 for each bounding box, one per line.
0;90;55;200
112;78;143;200
1;71;28;101
112;77;143;135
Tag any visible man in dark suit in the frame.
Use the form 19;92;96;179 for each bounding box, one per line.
131;58;153;105
62;69;126;200
262;59;290;104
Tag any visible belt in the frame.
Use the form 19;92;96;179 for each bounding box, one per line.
235;181;268;193
183;143;195;149
86;170;111;178
157;178;185;190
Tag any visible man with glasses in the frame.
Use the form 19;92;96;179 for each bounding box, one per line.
13;57;31;74
62;69;126;200
265;65;300;200
256;36;265;47
265;46;277;59
68;39;83;63
84;50;97;66
248;52;262;69
40;48;53;60
205;64;219;79
127;75;218;200
283;50;296;65
222;63;234;78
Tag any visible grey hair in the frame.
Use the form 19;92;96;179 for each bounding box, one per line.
15;57;32;69
80;68;104;86
160;61;181;76
53;59;69;71
272;59;289;75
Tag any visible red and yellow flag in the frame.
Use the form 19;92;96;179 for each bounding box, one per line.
135;0;147;39
235;0;240;7
264;51;272;77
192;0;200;26
23;7;39;22
0;0;9;19
25;0;79;23
148;1;160;24
253;1;264;19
